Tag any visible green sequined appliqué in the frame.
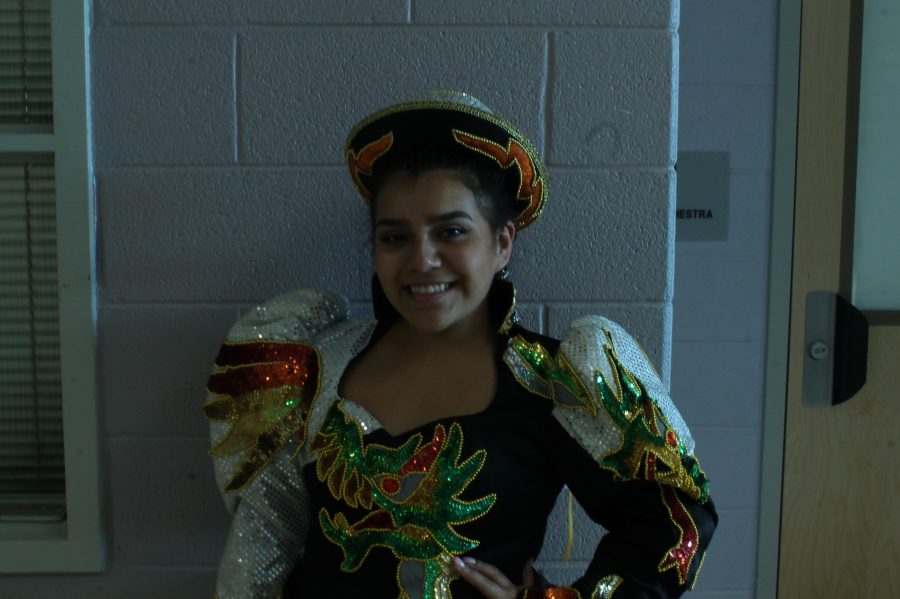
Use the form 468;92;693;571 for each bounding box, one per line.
507;331;710;503
311;403;496;598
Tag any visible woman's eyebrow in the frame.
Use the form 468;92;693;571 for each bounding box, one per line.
375;211;474;228
374;218;407;229
427;211;474;225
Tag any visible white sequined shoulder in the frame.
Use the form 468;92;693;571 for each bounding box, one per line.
228;288;350;342
206;288;351;512
555;315;695;461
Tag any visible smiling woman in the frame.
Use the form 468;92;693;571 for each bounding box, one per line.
371;170;513;336
203;90;717;599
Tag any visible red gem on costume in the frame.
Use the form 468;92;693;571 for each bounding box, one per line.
658;485;700;585
399;425;445;475
381;478;400;494
209;342;319;395
646;452;656;480
666;430;678;447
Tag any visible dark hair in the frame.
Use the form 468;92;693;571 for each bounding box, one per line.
367;144;519;233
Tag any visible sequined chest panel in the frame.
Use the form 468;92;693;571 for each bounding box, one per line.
305;399;495;599
288;318;499;599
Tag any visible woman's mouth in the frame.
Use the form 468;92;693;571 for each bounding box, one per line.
408;282;452;296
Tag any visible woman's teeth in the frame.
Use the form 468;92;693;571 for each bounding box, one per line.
409;283;450;295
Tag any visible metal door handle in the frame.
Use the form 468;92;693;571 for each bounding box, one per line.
802;292;869;407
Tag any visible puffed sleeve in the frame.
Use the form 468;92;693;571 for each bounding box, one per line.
203;289;349;598
507;316;716;598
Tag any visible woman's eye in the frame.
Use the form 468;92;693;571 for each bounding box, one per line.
439;226;468;239
378;233;406;245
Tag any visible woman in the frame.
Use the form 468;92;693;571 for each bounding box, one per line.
204;91;717;598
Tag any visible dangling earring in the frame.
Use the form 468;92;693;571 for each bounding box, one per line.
495;267;520;334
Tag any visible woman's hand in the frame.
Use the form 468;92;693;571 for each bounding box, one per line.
450;556;535;599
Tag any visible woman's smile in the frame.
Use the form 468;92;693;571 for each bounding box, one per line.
407;281;454;300
373;169;514;335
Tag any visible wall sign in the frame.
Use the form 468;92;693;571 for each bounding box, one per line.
676;151;730;241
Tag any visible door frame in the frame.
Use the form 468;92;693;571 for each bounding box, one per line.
756;0;801;596
758;0;872;596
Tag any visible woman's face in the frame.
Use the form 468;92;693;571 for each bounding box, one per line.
373;169;514;336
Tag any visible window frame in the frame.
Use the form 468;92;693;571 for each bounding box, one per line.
0;0;102;573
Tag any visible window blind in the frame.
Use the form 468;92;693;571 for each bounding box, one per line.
0;159;64;520
0;0;62;522
0;0;52;126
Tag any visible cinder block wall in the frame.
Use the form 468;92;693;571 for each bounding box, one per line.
673;1;779;598
5;1;782;597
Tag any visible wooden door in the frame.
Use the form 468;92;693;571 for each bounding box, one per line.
779;1;900;597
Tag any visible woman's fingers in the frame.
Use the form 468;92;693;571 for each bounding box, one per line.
521;558;535;589
451;556;519;599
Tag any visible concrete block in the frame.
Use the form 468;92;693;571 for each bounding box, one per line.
513;302;544;334
97;167;372;303
551;31;676;166
108;437;231;566
415;0;674;27
538;489;606;564
671;341;765;428
235;0;407;23
100;304;240;436
239;30;546;164
691;428;761;510
680;0;777;86
0;566;217;599
690;508;757;593
678;84;775;171
92;30;234;166
676;170;772;259
545;302;669;381
94;0;234;25
530;561;590;588
672;256;768;342
514;169;673;303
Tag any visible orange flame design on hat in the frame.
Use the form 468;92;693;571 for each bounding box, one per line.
452;129;544;228
347;132;394;201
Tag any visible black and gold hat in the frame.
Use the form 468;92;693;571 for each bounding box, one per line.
345;90;549;231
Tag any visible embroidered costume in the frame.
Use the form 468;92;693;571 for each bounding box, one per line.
206;90;716;598
205;283;716;598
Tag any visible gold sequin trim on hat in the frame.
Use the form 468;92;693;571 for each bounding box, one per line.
452;129;545;229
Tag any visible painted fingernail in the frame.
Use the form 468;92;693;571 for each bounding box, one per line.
463;557;476;565
453;556;466;569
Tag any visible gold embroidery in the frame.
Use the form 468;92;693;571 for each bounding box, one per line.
591;575;623;598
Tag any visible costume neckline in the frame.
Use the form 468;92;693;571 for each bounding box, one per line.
334;320;520;440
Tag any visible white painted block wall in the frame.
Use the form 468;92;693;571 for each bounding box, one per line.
0;1;774;597
674;1;778;598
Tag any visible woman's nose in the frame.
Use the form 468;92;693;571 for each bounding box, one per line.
410;238;440;271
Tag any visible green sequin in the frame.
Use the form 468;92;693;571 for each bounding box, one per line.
508;336;595;414
593;331;710;502
506;331;710;503
312;403;495;596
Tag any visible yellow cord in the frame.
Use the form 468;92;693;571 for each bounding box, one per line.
563;489;575;562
